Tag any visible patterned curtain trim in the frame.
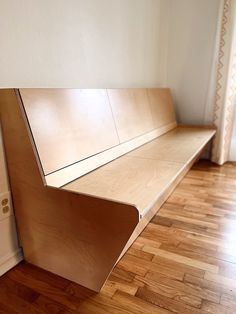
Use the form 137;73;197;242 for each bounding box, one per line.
212;0;236;164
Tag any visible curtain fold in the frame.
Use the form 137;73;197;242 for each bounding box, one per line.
211;0;236;165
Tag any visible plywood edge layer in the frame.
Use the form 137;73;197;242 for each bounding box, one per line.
49;183;140;220
45;122;177;188
15;89;47;186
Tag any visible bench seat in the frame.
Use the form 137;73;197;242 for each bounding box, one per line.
0;88;216;292
64;126;215;217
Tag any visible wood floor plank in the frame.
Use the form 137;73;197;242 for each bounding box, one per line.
134;236;162;249
151;255;205;278
126;246;155;261
220;294;236;309
186;232;236;250
66;284;136;314
157;243;224;268
0;276;40;304
177;242;236;264
158;211;219;229
143;246;219;273
184;274;236;297
0;303;19;314
108;267;137;284
118;253;185;281
32;295;79;314
101;278;139;297
7;268;92;312
202;300;236;314
205;272;236;288
138;281;203;308
141;271;220;303
113;290;171;314
0;284;44;314
140;223;183;247
136;286;207;313
16;262;71;290
178;236;218;252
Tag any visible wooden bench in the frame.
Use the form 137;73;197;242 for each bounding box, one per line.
0;88;215;291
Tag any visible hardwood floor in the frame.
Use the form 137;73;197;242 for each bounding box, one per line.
1;160;236;313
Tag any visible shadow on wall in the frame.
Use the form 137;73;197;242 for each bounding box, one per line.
229;105;236;161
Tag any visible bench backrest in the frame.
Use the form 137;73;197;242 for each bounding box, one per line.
19;88;176;187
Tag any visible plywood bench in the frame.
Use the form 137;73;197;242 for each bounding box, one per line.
0;88;215;292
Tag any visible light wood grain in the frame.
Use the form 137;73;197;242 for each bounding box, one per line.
45;122;177;188
107;89;154;142
20;88;178;183
0;126;9;193
64;157;184;213
0;89;139;292
20;89;120;175
0;88;216;294
118;149;204;261
204;272;236;288
64;127;215;215
128;127;216;163
147;88;176;128
143;247;219;273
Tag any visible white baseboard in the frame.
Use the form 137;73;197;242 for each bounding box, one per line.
0;248;23;276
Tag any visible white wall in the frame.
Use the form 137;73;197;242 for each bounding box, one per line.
0;0;169;88
0;127;22;276
0;0;221;125
166;0;221;124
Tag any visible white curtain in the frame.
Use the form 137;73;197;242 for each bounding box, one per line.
211;0;236;164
